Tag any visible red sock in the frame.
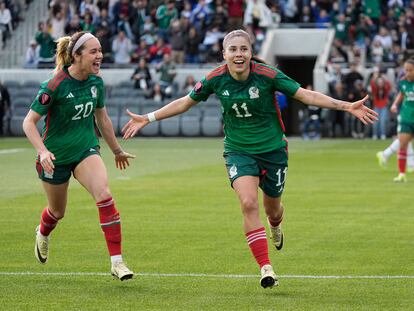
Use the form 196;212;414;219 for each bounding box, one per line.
398;150;407;174
96;197;122;256
39;208;59;236
245;227;270;268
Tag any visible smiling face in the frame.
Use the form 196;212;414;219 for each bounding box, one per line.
74;38;103;76
222;35;252;81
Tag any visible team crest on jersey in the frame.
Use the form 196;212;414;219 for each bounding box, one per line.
91;86;97;98
38;93;51;105
193;81;203;94
249;87;259;99
229;165;238;178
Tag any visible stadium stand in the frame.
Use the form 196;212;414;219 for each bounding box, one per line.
1;0;414;138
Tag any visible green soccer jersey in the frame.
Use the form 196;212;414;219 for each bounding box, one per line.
190;61;300;154
398;79;414;123
30;66;105;165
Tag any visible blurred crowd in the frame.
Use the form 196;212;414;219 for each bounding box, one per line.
0;0;30;48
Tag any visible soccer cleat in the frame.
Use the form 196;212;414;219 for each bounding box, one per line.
376;151;387;169
268;223;284;251
34;226;49;264
393;173;407;183
260;264;278;288
111;261;134;281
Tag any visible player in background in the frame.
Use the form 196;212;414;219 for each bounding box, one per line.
22;31;135;281
388;58;414;182
122;29;378;288
376;139;414;172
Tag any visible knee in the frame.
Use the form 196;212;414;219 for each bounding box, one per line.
48;207;65;220
95;187;112;203
240;197;259;216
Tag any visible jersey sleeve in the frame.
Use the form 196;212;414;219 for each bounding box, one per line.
30;81;54;116
189;76;214;102
273;69;301;97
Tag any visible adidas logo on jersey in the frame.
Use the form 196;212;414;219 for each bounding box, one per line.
66;92;75;98
222;90;230;96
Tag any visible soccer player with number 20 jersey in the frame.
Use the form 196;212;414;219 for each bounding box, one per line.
23;31;135;281
122;29;378;288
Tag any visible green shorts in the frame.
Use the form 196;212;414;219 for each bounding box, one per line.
397;120;414;135
36;146;100;185
223;148;288;198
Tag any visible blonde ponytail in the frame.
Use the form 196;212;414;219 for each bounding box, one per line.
53;36;71;75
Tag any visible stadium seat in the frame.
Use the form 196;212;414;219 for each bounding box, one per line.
139;100;163;136
105;105;120;135
119;101;142;135
160;115;180;136
9;100;30;136
201;105;222;137
181;106;202;136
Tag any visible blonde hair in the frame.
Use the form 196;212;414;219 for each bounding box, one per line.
53;31;90;74
222;29;252;50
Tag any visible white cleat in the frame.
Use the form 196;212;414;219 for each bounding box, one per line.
393;173;407;183
260;264;278;288
34;226;49;264
111;261;134;281
268;223;284;251
376;151;387;169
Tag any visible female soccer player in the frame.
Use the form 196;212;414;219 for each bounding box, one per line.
390;58;414;182
23;31;135;281
122;29;378;288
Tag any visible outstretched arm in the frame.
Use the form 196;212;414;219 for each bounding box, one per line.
293;87;378;125
122;95;198;139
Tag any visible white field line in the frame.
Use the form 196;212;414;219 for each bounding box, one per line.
0;148;26;155
1;272;414;279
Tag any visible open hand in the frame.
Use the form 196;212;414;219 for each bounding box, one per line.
122;109;149;139
348;95;378;125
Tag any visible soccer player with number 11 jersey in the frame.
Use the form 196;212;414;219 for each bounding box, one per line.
122;29;378;288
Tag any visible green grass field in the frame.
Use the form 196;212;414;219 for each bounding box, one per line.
0;137;413;310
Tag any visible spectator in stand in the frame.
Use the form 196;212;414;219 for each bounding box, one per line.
156;53;177;96
329;80;347;137
149;37;171;64
111;30;133;65
94;8;115;37
131;57;152;90
95;26;113;63
332;13;349;44
190;0;212;31
50;8;65;40
210;2;228;32
79;0;100;19
132;0;150;38
146;83;166;102
348;79;369;138
65;14;83;36
24;39;40;68
0;80;10;136
370;68;392;140
206;41;222;62
0;1;12;46
243;0;273;35
300;5;313;23
36;21;56;64
182;74;196;93
169;19;186;64
226;0;243;31
184;26;202;63
373;27;393;58
82;12;96;34
112;0;134;27
116;12;134;41
200;25;225;54
369;39;384;64
156;0;178;40
131;39;150;63
344;62;364;93
180;1;192;19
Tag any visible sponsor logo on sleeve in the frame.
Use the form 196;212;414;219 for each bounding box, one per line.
193;81;203;94
38;93;51;105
